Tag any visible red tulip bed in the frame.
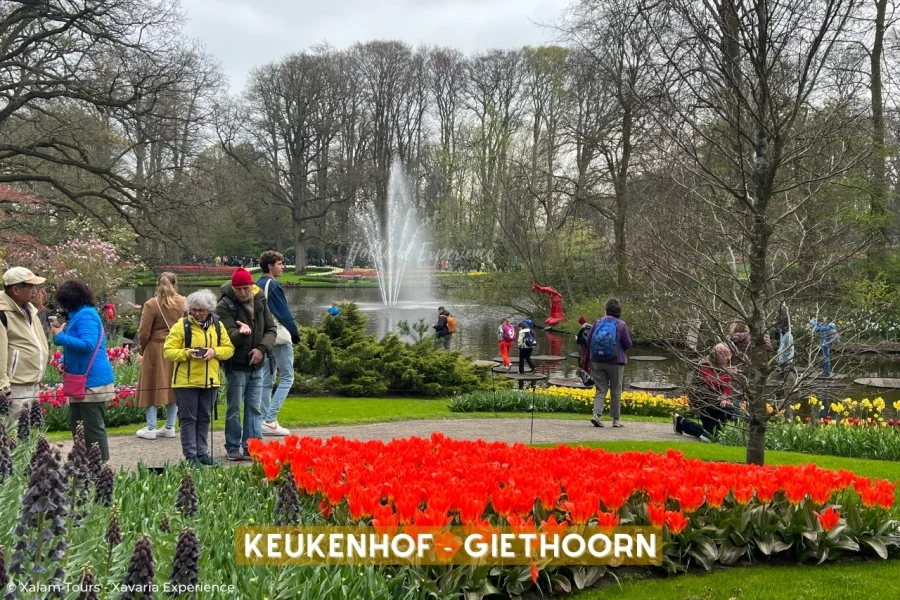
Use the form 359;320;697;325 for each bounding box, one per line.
249;433;900;597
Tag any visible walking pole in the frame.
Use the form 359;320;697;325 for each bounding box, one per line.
209;377;217;462
530;377;538;445
491;368;496;414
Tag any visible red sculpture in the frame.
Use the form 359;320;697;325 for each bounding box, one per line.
532;282;566;327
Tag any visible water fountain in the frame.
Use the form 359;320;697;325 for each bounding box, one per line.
357;162;432;306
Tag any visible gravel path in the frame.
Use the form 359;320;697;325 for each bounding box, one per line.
54;417;695;471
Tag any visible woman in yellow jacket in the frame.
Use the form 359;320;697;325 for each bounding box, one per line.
164;289;234;466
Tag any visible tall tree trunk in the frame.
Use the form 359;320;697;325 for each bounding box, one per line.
870;0;889;259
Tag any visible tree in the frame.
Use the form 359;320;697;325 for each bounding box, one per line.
0;0;195;233
639;0;869;465
559;0;662;288
221;49;354;273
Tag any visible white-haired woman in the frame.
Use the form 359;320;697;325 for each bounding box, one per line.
163;289;234;467
135;272;186;440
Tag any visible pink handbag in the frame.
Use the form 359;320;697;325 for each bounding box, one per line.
62;333;103;400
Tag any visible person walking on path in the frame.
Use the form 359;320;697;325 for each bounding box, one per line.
135;272;186;440
51;280;116;461
257;251;301;437
163;289;235;466
581;298;633;428
673;343;739;442
0;267;49;428
517;319;537;373
497;317;516;368
217;268;277;461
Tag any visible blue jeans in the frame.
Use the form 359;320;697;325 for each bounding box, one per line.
261;344;295;423
225;369;264;452
146;403;177;429
822;344;831;376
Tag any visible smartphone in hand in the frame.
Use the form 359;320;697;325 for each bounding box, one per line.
190;348;207;359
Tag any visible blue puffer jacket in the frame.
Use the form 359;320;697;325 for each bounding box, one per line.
54;305;114;388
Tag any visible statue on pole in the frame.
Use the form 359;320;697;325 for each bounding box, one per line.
531;282;566;327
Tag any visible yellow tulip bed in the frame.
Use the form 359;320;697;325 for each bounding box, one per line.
450;386;689;417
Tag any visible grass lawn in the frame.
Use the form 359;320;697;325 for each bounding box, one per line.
44;396;671;441
563;440;900;599
575;559;899;600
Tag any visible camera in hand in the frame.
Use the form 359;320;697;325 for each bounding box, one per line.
191;347;208;358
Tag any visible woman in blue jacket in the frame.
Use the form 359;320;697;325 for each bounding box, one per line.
50;280;115;460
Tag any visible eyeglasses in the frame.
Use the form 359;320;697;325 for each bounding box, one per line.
189;308;209;315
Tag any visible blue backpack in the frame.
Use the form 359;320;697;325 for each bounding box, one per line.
590;318;619;362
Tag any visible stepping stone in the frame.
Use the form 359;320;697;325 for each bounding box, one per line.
854;377;900;388
472;360;500;367
493;356;519;363
630;356;667;362
531;354;566;361
568;352;582;359
629;381;679;391
492;365;516;373
547;377;589;389
505;373;549;382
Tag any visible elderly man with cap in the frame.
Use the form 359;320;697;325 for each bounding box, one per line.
0;267;50;426
216;267;277;461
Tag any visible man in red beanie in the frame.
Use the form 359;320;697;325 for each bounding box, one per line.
216;267;277;461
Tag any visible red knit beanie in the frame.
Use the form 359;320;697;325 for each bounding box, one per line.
578;316;587;324
231;268;254;288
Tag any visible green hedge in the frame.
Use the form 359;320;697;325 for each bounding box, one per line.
292;303;487;397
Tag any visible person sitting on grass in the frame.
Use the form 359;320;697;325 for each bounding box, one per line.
673;342;739;443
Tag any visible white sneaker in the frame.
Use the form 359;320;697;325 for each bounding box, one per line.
262;421;290;436
699;435;711;443
157;426;177;438
136;427;157;440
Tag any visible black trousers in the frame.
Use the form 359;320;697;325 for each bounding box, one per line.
519;348;535;373
679;405;735;439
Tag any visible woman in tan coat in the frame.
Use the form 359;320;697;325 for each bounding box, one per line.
135;272;186;440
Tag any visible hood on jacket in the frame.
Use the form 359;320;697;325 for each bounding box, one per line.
523;319;534;329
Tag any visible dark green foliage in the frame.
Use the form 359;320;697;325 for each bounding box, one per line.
293;302;486;397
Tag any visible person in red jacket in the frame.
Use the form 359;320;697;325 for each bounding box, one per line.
673;343;739;442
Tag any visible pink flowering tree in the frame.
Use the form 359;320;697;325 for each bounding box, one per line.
2;234;135;301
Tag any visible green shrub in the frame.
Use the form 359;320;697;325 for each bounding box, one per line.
293;303;486;397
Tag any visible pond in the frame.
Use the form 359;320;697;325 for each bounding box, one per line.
120;284;900;407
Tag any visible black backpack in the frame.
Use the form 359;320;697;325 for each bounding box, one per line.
523;330;537;348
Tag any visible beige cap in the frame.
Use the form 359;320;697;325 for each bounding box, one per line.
3;267;46;286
